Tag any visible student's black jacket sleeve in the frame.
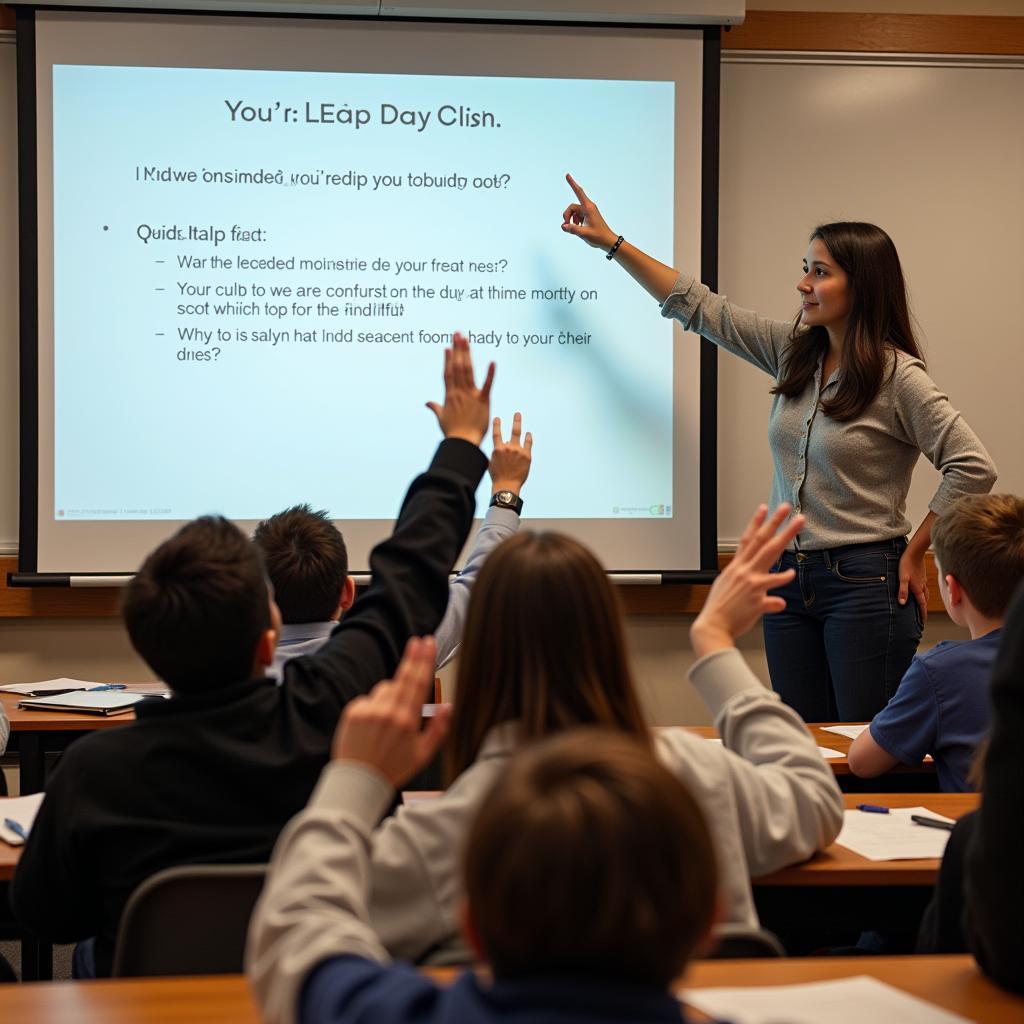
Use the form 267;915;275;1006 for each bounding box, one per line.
287;437;487;706
8;439;486;954
965;581;1024;994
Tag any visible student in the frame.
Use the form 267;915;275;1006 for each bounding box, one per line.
918;580;1024;993
962;579;1024;992
313;504;842;964
560;175;996;721
247;645;720;1024
255;413;532;680
10;335;494;978
848;494;1024;791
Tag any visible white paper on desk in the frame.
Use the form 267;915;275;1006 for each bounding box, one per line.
834;807;955;861
18;691;148;712
817;746;844;759
0;678;95;695
822;723;868;740
0;793;46;846
683;976;970;1024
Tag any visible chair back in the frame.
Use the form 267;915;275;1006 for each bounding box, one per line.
112;863;266;977
705;923;785;959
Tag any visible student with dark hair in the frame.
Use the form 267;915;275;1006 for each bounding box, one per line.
11;335;495;978
255;413;532;679
918;580;1024;992
849;494;1024;791
560;175;996;721
247;638;719;1024
308;504;841;965
961;580;1024;992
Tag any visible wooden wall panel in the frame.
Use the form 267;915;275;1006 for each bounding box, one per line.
1;552;948;618
723;11;1024;54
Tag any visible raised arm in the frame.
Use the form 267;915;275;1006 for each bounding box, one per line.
247;638;452;1024
560;173;790;376
561;173;678;303
434;412;532;669
293;335;491;705
681;506;844;873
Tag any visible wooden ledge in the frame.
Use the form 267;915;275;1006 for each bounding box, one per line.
723;11;1024;56
1;552;948;619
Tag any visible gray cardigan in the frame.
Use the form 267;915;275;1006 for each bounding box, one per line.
662;275;997;549
247;647;844;1019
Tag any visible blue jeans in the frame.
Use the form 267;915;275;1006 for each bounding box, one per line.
762;538;922;722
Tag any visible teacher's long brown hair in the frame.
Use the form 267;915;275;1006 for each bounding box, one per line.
444;531;650;784
774;221;923;422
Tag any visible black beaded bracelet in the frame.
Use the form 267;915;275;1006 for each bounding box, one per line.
606;235;624;260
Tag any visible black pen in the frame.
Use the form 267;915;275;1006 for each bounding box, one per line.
27;688;80;697
911;814;954;832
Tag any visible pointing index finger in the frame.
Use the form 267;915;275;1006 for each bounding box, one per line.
565;172;588;204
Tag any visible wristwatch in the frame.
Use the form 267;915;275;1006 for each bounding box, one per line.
489;490;523;515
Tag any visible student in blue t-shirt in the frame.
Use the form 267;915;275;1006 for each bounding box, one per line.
848;494;1024;791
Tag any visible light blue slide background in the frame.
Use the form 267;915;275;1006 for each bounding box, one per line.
52;65;674;520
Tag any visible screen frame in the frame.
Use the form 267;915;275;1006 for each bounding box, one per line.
16;3;720;582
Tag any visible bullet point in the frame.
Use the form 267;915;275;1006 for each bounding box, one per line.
103;225;109;231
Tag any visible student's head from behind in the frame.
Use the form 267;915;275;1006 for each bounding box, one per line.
932;493;1024;622
122;516;277;693
253;504;353;625
462;729;718;987
447;531;649;782
781;221;921;421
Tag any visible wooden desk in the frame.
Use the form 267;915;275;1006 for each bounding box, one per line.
0;958;1020;1023
754;792;977;887
679;720;937;782
2;685;164;794
0;839;20;881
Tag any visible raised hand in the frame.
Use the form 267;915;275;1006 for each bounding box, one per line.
331;636;452;790
489;412;532;495
561;173;618;251
690;504;804;658
426;332;495;446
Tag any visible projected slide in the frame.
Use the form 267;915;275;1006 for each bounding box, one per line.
51;65;675;521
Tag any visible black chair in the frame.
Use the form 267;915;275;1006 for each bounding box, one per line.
111;864;266;977
704;923;785;959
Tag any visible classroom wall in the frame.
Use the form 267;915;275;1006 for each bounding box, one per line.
1;14;1020;730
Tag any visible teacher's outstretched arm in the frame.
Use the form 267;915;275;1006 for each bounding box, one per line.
561;173;679;304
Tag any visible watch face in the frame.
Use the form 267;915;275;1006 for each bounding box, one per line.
496;490;514;505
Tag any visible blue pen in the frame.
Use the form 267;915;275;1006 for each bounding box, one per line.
4;818;28;841
87;684;127;692
856;803;890;814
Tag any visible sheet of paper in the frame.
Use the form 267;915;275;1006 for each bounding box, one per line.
0;678;95;695
402;791;442;805
821;723;868;740
19;691;148;712
123;683;172;698
0;793;46;846
704;736;842;759
683;976;971;1024
834;807;955;861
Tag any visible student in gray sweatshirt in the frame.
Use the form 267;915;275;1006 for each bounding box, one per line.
252;503;842;969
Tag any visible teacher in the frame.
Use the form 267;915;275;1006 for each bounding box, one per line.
561;174;997;722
